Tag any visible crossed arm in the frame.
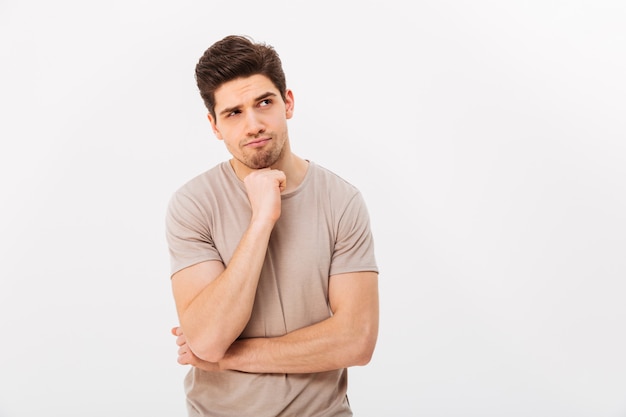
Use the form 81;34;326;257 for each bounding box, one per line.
172;267;379;374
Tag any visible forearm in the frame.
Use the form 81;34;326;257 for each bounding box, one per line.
220;314;378;374
174;271;379;374
180;220;274;361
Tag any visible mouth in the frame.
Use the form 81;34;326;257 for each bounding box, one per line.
245;138;271;148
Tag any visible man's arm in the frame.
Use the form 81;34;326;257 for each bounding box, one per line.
174;270;379;373
171;169;285;363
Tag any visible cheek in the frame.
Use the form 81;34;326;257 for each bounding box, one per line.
223;138;242;155
217;121;242;139
214;123;236;141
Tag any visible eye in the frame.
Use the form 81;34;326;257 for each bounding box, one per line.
227;109;241;117
259;99;272;108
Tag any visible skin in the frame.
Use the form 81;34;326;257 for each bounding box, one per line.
171;74;379;373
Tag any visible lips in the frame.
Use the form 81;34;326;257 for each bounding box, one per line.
245;138;271;148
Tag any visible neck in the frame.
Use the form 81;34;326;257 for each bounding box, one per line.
230;153;309;193
279;153;309;193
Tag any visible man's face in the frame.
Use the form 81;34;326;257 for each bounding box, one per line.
208;74;294;171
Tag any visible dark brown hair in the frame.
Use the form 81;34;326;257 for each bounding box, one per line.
195;35;287;120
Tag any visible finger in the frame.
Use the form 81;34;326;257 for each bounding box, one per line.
177;353;188;365
176;335;186;346
177;349;191;365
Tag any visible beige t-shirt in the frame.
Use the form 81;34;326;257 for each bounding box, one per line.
166;161;378;417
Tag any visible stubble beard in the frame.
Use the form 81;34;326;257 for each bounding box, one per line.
241;134;286;170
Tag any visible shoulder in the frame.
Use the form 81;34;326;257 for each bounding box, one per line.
166;162;234;217
308;161;360;194
170;161;242;205
304;162;368;213
175;162;229;197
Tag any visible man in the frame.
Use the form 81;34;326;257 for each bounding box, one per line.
166;34;379;416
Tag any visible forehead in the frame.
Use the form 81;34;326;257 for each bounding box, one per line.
214;74;278;110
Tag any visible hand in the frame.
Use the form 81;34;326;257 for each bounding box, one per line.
243;168;286;224
171;326;198;366
171;326;220;371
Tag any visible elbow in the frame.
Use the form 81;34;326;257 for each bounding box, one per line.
197;347;227;364
351;326;378;366
354;339;376;366
179;316;234;363
187;335;229;363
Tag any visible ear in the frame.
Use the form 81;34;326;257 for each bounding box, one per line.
284;89;295;120
207;113;223;140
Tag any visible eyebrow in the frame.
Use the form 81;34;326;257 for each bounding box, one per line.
218;92;278;117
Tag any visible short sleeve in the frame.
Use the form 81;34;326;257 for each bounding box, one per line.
329;191;378;276
165;191;222;277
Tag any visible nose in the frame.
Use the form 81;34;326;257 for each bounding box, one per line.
245;110;265;136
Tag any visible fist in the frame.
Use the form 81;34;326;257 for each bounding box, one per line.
243;169;286;224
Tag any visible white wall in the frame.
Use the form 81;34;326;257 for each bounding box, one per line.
1;1;625;416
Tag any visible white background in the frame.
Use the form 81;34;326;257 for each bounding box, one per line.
1;1;625;416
